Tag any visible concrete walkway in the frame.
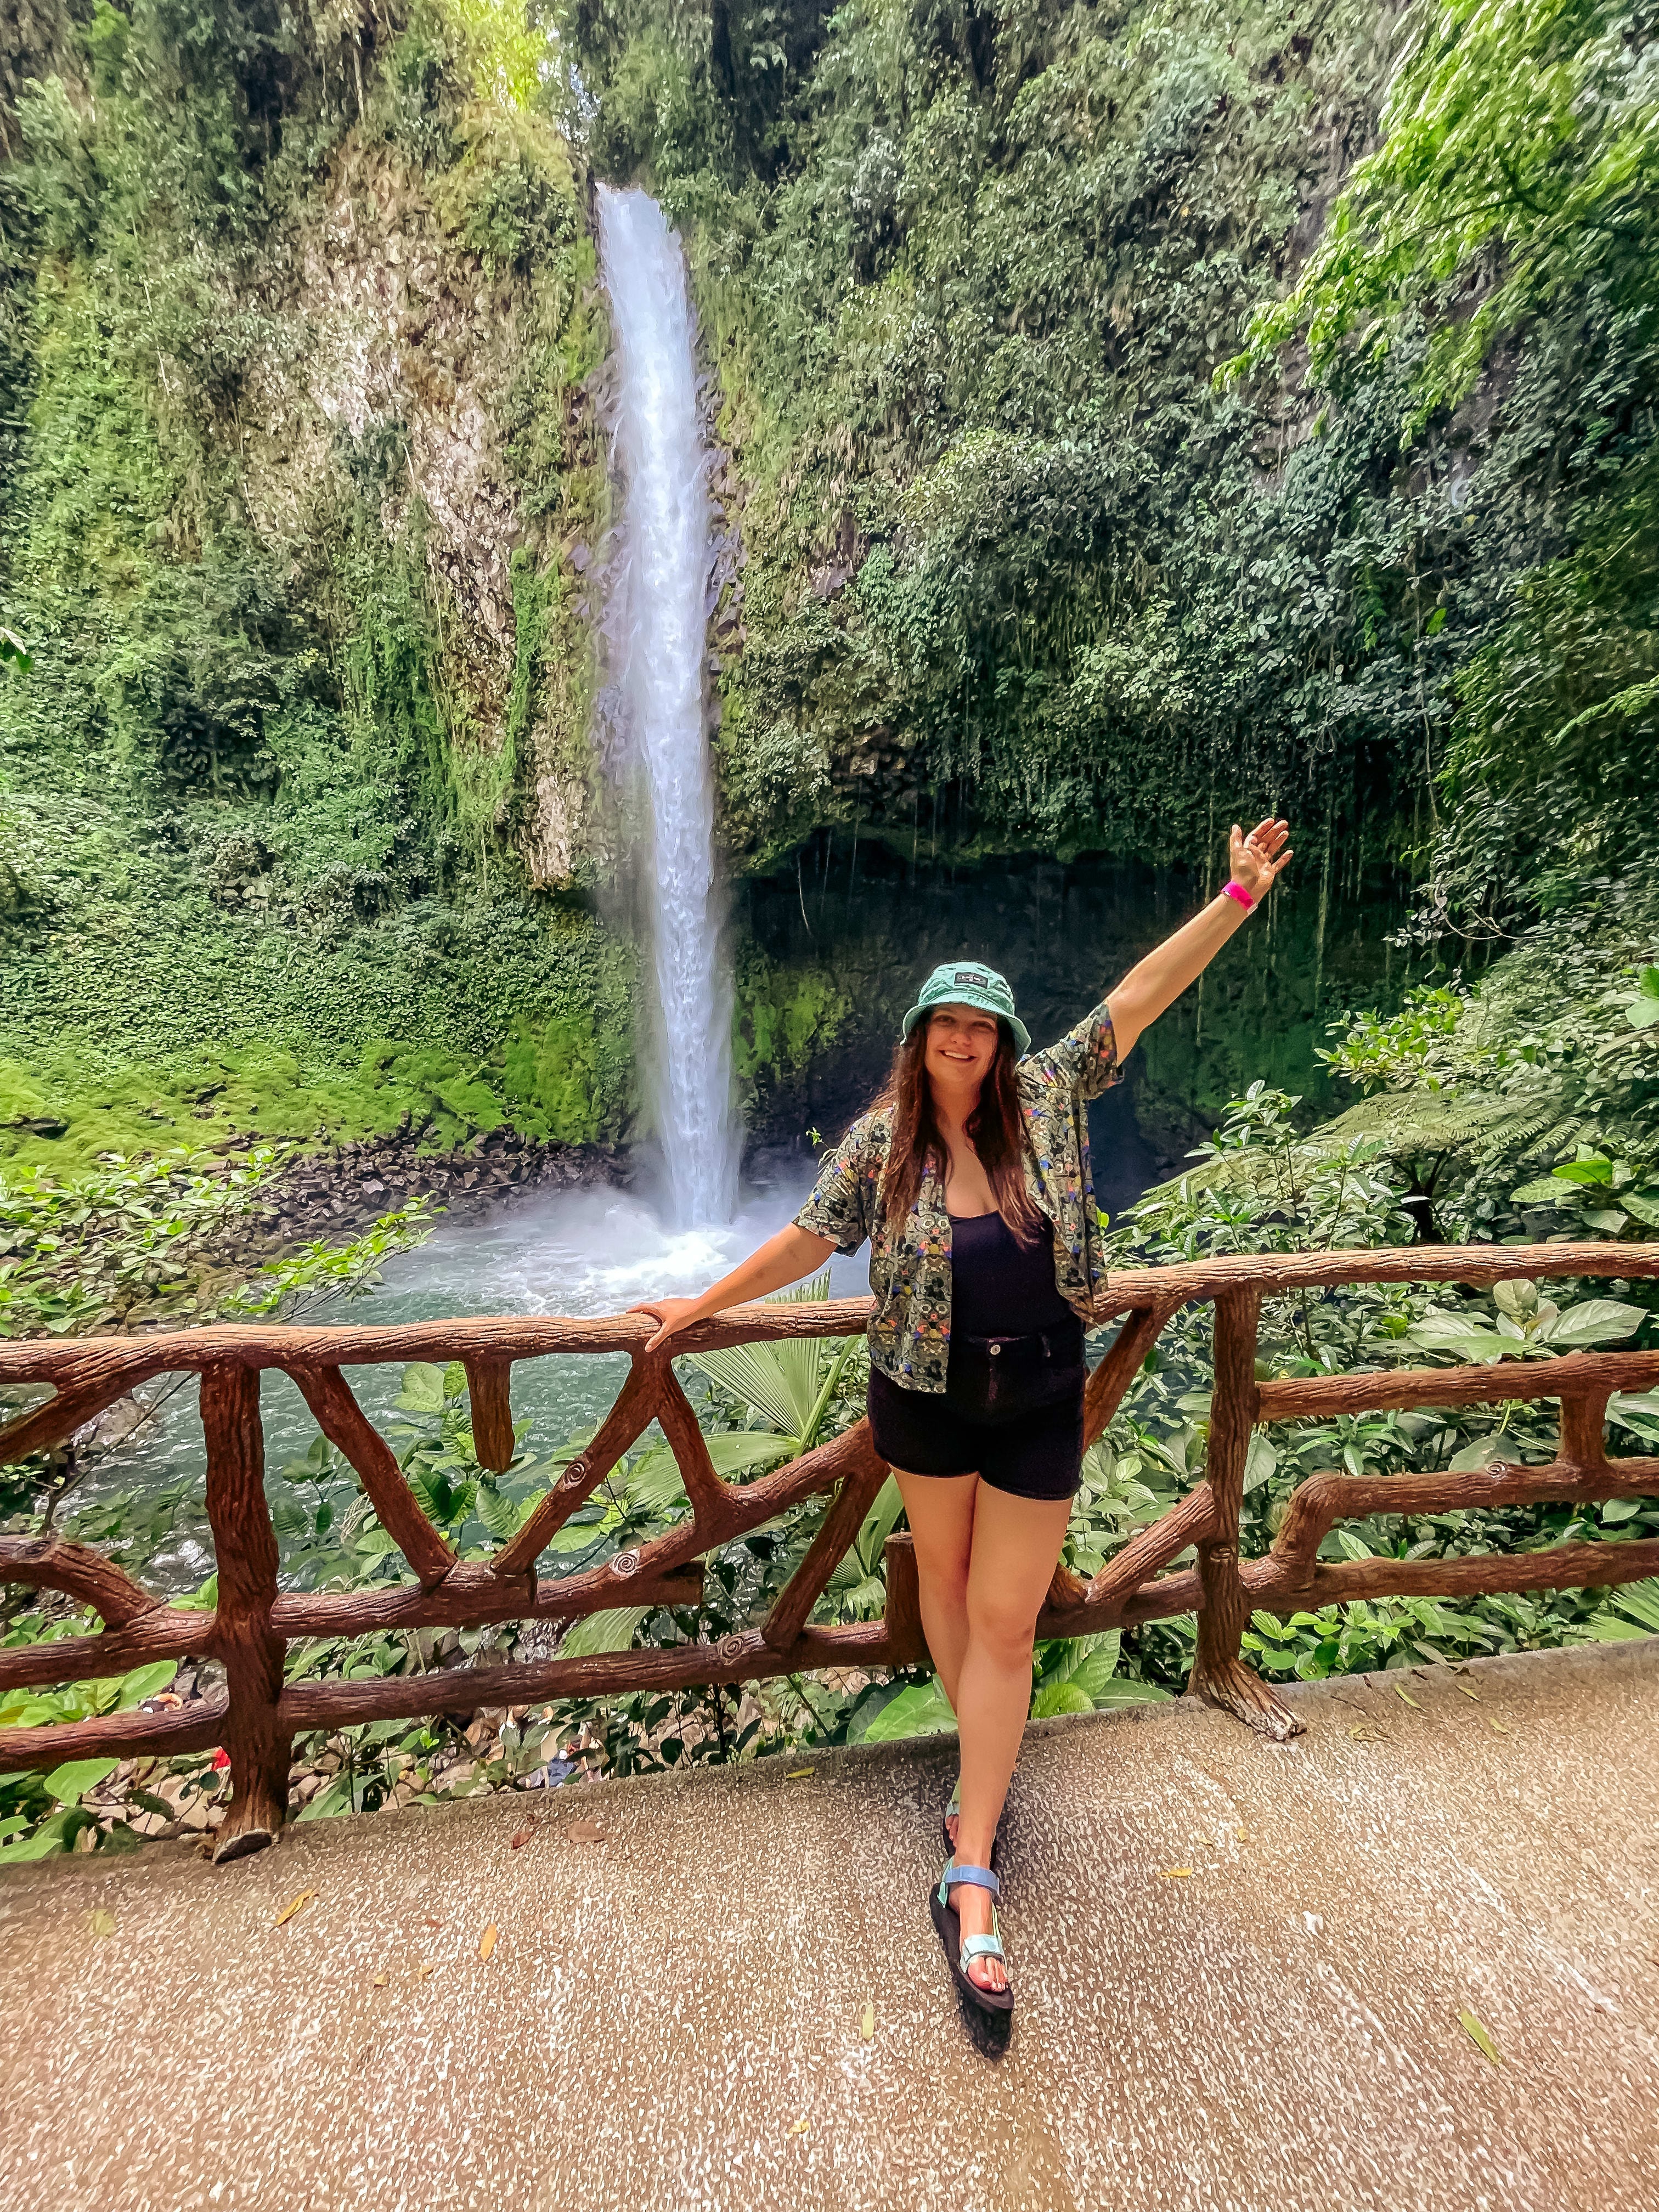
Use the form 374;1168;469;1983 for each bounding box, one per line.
3;1640;1657;2212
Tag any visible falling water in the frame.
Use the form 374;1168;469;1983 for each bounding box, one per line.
596;187;740;1228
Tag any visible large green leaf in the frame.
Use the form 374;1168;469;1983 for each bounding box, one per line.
473;1479;522;1542
43;1756;119;1806
1030;1680;1094;1717
685;1271;847;1438
861;1677;958;1742
1089;1677;1173;1708
1540;1299;1646;1350
854;1474;906;1573
114;1661;178;1710
560;1606;650;1658
394;1361;448;1414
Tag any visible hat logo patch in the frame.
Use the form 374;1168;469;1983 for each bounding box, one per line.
953;969;990;988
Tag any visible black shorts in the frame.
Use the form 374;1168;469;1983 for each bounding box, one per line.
867;1364;1085;1504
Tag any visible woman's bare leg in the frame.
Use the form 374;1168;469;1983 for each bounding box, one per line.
951;1485;1073;1991
889;1466;978;1712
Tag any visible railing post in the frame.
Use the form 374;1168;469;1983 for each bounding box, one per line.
1188;1290;1304;1741
201;1363;291;1860
882;1532;930;1668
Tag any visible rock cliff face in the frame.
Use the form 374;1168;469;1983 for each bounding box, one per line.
231;123;610;890
240;140;523;715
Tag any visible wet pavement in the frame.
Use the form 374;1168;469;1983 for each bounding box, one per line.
3;1639;1656;2212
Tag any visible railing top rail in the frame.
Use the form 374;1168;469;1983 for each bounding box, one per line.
0;1238;1654;1371
1;1243;1655;1385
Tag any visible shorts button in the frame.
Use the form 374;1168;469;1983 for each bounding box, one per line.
989;1343;1001;1357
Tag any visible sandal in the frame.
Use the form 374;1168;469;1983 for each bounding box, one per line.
941;1775;1003;1870
929;1859;1014;2017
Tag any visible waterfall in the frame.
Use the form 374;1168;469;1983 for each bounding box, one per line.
596;187;740;1229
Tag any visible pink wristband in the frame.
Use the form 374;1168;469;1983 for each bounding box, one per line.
1222;880;1255;911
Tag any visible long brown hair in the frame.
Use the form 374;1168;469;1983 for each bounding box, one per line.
874;1017;1043;1242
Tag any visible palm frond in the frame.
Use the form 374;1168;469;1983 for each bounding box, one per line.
686;1269;843;1437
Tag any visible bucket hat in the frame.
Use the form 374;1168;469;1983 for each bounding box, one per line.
900;961;1029;1057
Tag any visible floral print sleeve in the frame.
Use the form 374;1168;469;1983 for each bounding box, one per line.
792;1115;883;1255
1022;999;1121;1102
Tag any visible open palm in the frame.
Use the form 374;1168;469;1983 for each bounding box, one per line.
1229;817;1293;902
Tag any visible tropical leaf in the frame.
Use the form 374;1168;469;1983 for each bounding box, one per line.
1243;1429;1278;1494
394;1362;447;1414
560;1606;650;1658
473;1479;522;1542
685;1271;850;1439
1030;1680;1094;1717
860;1677;958;1742
1539;1299;1645;1350
1577;1578;1659;1642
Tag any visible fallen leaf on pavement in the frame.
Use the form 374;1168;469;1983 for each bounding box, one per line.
1489;1717;1511;1735
1235;1827;1254;1844
479;1922;499;1961
1453;1680;1481;1701
786;1768;815;1780
567;1820;607;1843
86;1908;116;1938
788;2118;809;2135
1392;1684;1422;1709
415;1961;436;1981
510;1822;536;1850
1459;2008;1503;2066
1159;1867;1193;1879
860;2002;874;2040
371;1973;388;1988
273;1889;317;1928
423;1916;444;1928
1348;1723;1387;1742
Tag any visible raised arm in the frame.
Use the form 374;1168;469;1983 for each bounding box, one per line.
629;1222;836;1353
1107;818;1293;1059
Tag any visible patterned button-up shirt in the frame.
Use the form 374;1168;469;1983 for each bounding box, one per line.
792;1000;1121;1392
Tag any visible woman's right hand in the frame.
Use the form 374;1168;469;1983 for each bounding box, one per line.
629;1296;705;1354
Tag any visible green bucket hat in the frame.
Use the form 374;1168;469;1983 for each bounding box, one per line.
901;961;1030;1057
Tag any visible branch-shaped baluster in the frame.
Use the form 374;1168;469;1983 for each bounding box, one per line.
882;1531;928;1667
0;1534;163;1628
1082;1301;1175;1448
1560;1387;1612;1472
655;1367;740;1542
1042;1303;1181;1620
465;1356;516;1475
201;1364;290;1862
492;1359;658;1577
287;1363;456;1592
1187;1291;1303;1740
761;1422;889;1654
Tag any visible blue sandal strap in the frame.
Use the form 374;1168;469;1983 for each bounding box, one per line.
960;1932;1005;1967
939;1860;999;1901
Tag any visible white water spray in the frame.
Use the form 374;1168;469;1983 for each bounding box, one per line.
596;187;739;1229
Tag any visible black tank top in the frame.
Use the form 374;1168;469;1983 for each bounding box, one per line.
947;1209;1073;1338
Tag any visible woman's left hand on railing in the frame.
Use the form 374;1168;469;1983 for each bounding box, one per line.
629;1223;837;1355
630;1296;705;1353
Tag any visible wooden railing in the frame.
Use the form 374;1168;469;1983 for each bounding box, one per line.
3;1242;1657;1860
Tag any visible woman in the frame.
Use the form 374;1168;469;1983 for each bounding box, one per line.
633;817;1293;2017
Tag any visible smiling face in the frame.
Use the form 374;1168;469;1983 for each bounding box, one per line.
923;1002;1002;1101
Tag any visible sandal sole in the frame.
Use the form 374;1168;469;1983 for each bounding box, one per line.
929;1882;1014;2017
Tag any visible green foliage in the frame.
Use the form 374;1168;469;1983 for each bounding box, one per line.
0;0;628;1169
0;1146;288;1339
1238;0;1657;423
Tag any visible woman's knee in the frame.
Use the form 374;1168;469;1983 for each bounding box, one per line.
966;1591;1040;1664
